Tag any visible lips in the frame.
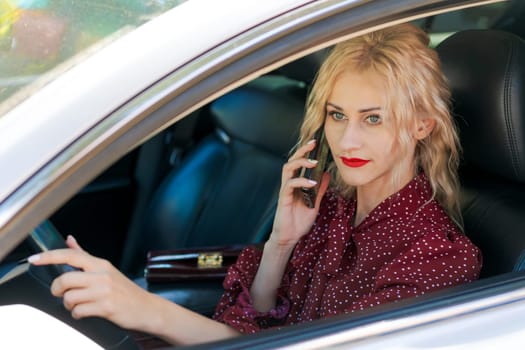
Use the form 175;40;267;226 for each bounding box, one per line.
341;157;370;168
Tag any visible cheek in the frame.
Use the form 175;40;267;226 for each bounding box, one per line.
384;138;396;154
372;130;397;155
324;119;341;151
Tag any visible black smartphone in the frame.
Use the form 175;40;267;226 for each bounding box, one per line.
297;128;330;208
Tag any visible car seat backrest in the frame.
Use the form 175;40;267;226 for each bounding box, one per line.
437;29;525;277
122;81;307;276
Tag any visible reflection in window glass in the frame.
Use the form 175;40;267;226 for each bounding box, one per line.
413;2;510;47
0;0;188;109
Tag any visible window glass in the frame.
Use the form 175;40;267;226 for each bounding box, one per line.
0;0;188;111
412;1;510;46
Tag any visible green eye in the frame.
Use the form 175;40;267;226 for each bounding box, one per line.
366;114;381;124
329;111;346;121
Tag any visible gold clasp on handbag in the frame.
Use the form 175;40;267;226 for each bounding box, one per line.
197;252;223;268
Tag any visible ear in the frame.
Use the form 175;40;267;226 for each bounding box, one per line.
414;117;435;140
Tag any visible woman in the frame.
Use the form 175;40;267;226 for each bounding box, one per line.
29;23;482;345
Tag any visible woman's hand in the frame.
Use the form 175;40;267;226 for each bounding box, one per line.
28;235;155;331
250;139;330;312
29;236;242;344
270;139;331;248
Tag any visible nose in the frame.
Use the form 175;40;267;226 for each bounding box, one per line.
338;119;363;151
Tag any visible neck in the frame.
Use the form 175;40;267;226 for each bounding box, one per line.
354;167;417;227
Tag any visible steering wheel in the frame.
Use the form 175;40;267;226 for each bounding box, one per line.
0;220;140;350
26;220;79;283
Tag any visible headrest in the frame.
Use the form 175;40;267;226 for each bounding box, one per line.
437;30;525;182
210;85;305;157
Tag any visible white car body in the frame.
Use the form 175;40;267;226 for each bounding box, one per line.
1;0;524;348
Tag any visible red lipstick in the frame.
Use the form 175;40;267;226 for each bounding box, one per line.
341;157;370;168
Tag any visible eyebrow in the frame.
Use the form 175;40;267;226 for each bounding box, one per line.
326;102;382;113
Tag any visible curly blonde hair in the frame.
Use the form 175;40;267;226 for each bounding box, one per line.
298;23;462;227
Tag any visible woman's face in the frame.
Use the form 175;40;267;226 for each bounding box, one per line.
324;69;418;198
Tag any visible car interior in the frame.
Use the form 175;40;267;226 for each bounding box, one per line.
1;1;525;349
120;76;308;276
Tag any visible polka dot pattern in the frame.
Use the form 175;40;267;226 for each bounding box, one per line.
213;173;482;333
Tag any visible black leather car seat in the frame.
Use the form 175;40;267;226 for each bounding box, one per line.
437;29;525;278
121;79;307;276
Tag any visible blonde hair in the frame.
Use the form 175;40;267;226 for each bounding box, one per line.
298;23;463;227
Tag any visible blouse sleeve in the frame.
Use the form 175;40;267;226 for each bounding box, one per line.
344;229;482;313
212;246;291;333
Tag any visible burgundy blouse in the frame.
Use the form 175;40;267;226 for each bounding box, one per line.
213;173;482;333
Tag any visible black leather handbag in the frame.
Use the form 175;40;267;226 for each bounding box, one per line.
144;245;246;283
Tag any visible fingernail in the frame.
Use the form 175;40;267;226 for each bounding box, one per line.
308;159;318;164
308;180;317;185
67;235;76;242
27;254;40;263
307;139;316;144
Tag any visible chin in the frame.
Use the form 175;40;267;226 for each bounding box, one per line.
339;172;372;187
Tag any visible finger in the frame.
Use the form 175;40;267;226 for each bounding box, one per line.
69;301;108;320
288;139;316;162
50;270;91;297
280;177;318;200
282;158;318;183
314;172;331;209
62;288;93;311
28;248;96;271
66;235;84;251
69;293;118;321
